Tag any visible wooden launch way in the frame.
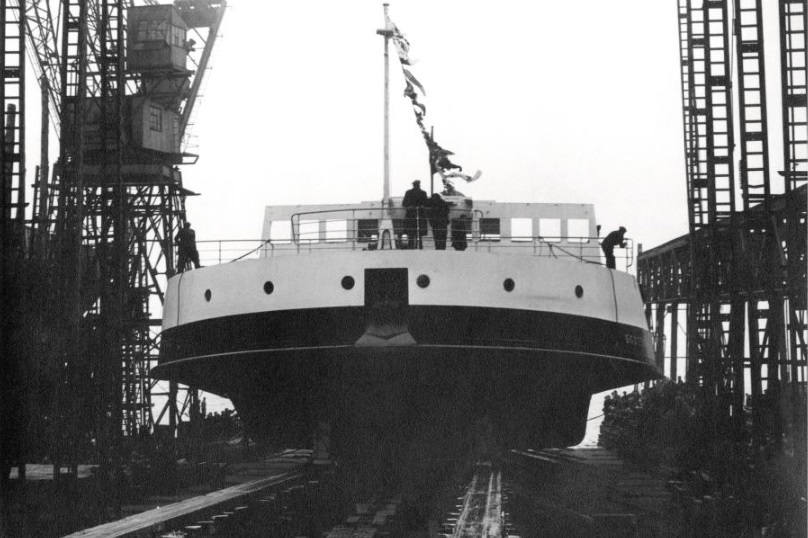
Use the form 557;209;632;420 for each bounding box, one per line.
65;450;310;538
61;446;678;537
507;447;675;536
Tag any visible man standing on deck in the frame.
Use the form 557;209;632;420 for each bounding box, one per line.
428;193;450;250
176;222;201;272
403;180;429;249
601;226;627;269
451;213;469;251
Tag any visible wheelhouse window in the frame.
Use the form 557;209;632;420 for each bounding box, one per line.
269;220;292;244
567;219;590;243
298;219;319;243
357;219;379;243
539;218;561;243
479;218;501;242
510;218;533;242
325;219;348;242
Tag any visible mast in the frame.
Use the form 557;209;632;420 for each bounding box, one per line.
377;3;392;205
374;4;398;250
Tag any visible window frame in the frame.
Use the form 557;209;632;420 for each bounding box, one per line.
479;218;501;242
149;106;163;132
539;218;562;243
269;220;293;244
566;218;591;244
510;217;534;242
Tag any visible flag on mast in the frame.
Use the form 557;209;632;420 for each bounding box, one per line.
402;68;425;95
389;22;411;65
385;14;481;194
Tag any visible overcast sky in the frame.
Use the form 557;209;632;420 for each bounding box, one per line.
181;0;691;251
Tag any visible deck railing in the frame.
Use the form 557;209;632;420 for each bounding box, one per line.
288;207;480;247
195;233;635;271
196;239;272;265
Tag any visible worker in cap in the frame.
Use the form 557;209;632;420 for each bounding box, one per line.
601;226;627;269
176;221;201;272
402;180;429;249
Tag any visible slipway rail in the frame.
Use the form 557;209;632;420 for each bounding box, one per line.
451;463;504;537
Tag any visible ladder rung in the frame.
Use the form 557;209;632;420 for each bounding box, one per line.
741;42;761;53
785;94;808;106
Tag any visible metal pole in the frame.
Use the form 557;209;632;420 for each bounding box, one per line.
381;4;390;204
16;0;24;227
670;302;679;381
38;77;49;238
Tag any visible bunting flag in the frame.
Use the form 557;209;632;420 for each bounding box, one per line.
445;170;482;183
389;22;411;65
402;68;425;95
386;15;481;194
404;81;426;116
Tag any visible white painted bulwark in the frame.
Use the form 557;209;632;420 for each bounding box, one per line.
163;250;644;332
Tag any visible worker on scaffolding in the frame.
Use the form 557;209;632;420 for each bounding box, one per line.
176;222;201;272
601;226;627;269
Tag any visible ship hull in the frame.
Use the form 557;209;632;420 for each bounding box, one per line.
158;304;656;449
155;249;659;450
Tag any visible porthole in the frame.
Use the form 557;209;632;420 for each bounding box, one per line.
204;289;212;302
341;276;355;290
417;274;430;288
263;281;274;295
503;278;515;292
575;285;584;298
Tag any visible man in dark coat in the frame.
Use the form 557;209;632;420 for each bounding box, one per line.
601;226;627;269
176;222;201;272
402;179;429;249
428;193;450;250
451;213;469;251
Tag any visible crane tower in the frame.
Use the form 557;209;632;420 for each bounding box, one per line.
638;0;806;453
0;0;227;481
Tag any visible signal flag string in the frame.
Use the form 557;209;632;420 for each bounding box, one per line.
386;15;482;194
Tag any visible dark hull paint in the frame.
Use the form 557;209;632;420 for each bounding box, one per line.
159;306;654;370
155;306;659;448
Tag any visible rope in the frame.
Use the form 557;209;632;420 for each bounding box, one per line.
229;240;272;262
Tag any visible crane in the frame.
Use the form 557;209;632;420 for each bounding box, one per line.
0;1;228;510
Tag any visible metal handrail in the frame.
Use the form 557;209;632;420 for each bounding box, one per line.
196;239;271;265
194;236;636;271
289;206;481;248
